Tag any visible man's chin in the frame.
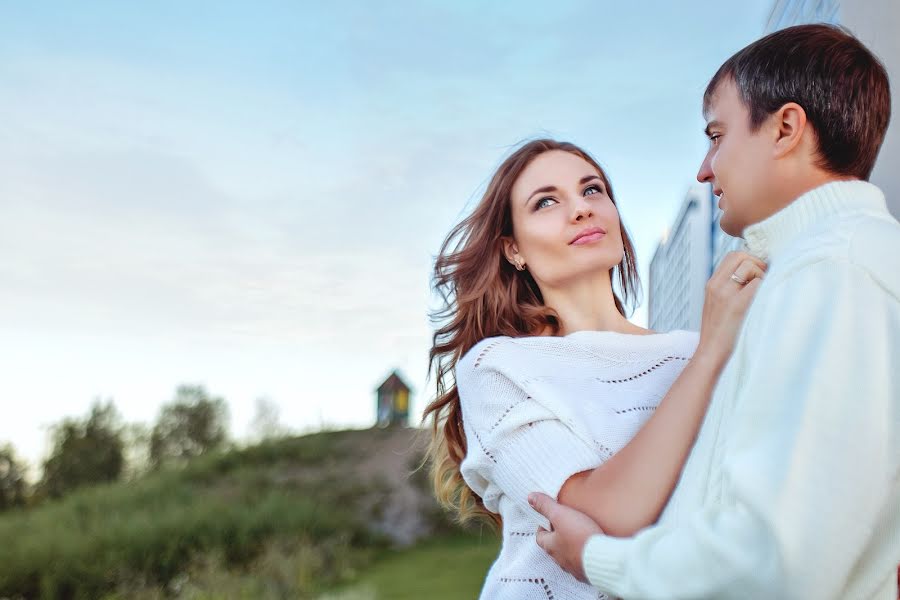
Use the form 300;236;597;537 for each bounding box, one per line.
719;214;744;238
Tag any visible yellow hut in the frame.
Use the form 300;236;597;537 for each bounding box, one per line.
375;370;411;428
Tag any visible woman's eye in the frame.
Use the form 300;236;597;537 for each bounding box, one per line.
584;185;603;196
710;134;722;146
535;197;557;210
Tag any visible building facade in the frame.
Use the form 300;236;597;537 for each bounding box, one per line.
648;185;717;332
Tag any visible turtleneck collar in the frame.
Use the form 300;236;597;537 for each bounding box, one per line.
742;180;887;262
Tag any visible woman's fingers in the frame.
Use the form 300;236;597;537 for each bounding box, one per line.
713;252;767;286
733;277;763;311
698;252;768;362
731;259;766;286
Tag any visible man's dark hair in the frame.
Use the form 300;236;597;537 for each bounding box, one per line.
704;23;891;180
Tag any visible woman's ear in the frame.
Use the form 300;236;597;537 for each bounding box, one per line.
501;236;519;265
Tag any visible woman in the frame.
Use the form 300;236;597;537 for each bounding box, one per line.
423;139;765;599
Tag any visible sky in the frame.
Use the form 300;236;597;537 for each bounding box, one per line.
0;0;774;472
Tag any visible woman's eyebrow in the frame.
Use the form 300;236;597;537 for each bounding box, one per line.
527;185;557;204
527;176;604;204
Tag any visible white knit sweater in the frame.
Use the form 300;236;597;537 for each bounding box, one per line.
457;329;700;600
583;180;900;599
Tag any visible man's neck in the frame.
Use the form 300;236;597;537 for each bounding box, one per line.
773;171;858;217
743;177;882;261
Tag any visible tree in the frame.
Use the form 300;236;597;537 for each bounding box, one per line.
248;396;288;443
149;385;229;468
121;422;152;480
38;400;125;499
0;443;27;511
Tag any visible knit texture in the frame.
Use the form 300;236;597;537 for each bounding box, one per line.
583;180;900;599
458;329;699;600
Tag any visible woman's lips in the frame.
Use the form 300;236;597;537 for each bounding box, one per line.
570;227;607;245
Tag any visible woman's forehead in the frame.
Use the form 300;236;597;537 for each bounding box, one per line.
513;151;599;194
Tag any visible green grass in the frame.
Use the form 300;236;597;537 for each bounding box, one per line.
322;532;500;600
0;428;492;599
0;431;383;599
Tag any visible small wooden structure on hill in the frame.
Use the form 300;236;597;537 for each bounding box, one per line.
375;370;410;428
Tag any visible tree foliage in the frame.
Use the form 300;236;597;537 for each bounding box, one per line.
0;443;27;511
38;400;125;499
248;396;288;443
149;385;229;468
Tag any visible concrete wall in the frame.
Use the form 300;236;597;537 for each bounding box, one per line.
767;0;899;218
840;0;900;218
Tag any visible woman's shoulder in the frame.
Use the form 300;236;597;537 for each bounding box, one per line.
456;334;560;385
559;328;699;355
457;335;517;375
641;328;700;352
667;329;701;355
459;329;700;366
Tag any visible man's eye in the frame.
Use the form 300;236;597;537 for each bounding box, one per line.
709;134;722;146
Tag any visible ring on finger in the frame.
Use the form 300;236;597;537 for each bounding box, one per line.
730;273;749;285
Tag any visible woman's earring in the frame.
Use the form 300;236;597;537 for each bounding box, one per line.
514;257;526;271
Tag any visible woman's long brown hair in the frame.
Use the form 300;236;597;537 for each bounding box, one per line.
422;139;640;526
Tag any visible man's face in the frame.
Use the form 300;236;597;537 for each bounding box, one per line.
697;79;776;237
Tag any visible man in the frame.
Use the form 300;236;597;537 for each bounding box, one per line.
529;24;900;599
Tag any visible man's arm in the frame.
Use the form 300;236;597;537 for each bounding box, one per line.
537;259;898;599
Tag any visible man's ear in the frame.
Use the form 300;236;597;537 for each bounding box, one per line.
501;236;519;265
772;102;808;159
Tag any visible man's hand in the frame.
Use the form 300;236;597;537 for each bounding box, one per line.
529;492;604;583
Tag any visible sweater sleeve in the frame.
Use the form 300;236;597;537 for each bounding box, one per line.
582;258;900;599
457;340;603;530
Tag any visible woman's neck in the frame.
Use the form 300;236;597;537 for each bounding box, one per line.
540;273;645;336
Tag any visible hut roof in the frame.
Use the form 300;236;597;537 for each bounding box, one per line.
377;370;410;393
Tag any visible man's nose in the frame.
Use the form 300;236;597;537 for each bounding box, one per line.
697;152;714;183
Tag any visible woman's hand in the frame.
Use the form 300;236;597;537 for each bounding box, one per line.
696;251;767;374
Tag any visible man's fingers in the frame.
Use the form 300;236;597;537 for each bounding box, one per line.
528;492;557;521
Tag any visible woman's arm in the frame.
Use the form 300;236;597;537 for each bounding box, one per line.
558;350;721;537
558;251;765;537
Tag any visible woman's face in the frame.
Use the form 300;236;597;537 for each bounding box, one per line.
506;150;624;289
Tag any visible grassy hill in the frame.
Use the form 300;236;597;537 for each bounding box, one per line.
0;428;499;599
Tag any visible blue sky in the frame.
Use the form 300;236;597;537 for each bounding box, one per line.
0;1;773;470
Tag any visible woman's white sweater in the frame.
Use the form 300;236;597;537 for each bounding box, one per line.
458;329;699;600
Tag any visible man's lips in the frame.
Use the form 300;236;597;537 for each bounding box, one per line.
570;226;607;245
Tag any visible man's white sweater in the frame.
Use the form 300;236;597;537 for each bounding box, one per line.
583;180;900;599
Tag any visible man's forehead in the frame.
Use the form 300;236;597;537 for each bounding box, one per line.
703;79;737;122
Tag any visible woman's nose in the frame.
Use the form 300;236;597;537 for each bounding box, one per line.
572;197;593;221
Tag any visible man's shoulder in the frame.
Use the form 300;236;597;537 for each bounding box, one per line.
848;209;900;249
771;209;898;295
847;212;900;298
